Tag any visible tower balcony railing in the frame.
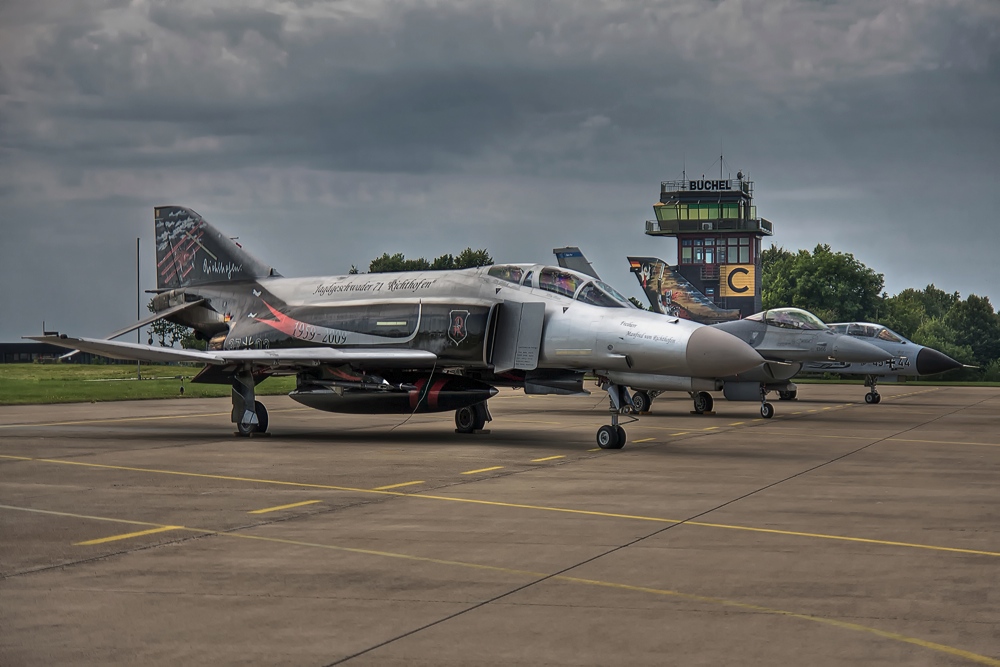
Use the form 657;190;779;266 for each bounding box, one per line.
645;218;773;236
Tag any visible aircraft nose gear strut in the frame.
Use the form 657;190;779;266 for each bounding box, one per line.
232;365;269;436
864;374;882;404
759;384;775;419
596;381;635;449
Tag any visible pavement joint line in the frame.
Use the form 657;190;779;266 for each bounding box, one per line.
530;455;566;462
0;458;995;558
371;480;425;491
248;500;321;514
0;502;994;667
74;525;184;546
460;466;504;475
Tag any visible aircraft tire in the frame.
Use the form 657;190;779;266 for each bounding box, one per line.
614;425;627;449
873;393;882;404
254;401;269;434
865;392;876;404
596;425;620;449
631;391;651;414
778;390;797;401
700;392;714;413
760;402;774;419
455;406;477;433
236;418;255;437
472;402;488;430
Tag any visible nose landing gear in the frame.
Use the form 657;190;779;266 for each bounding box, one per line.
759;385;774;419
864;375;882;404
596;382;633;449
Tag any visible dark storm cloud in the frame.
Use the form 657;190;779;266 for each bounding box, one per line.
1;0;999;339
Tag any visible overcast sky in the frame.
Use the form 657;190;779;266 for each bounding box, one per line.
1;0;998;341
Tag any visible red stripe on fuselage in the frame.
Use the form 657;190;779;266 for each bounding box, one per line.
427;377;450;411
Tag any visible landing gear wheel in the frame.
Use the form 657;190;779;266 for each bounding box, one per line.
631;391;652;414
596;425;620;449
455;406;477;433
472;402;489;430
254;401;268;434
236;419;256;437
760;402;775;419
874;393;882;404
614;425;627;449
865;391;879;404
692;391;713;414
778;390;797;401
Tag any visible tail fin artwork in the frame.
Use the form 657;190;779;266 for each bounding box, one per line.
627;256;740;324
155;206;280;290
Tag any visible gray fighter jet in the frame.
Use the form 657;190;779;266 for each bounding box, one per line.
623;308;892;418
29;207;764;449
801;322;963;403
553;248;890;418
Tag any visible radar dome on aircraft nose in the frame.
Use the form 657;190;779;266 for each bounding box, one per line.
685;326;763;377
832;336;892;363
916;347;963;376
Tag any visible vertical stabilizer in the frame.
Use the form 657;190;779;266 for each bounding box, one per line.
154;206;279;289
628;256;740;323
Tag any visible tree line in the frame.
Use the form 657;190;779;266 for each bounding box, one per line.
762;244;1000;380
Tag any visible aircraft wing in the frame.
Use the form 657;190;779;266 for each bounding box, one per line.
24;335;438;368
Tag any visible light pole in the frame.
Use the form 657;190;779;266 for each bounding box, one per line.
136;237;141;381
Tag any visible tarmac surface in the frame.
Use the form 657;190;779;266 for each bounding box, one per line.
1;383;998;666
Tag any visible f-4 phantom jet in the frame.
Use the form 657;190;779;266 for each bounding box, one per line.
29;207;764;449
801;322;964;403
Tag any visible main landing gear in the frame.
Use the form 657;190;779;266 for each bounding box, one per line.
455;401;492;434
778;389;797;401
864;375;882;404
759;385;774;419
596;382;634;449
630;390;653;414
690;390;714;415
232;365;269;436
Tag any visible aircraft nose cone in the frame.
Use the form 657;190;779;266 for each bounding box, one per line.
686;326;763;377
916;347;963;375
832;336;892;363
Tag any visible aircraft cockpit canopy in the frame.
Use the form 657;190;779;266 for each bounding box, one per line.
747;307;828;331
487;264;635;308
830;322;908;343
487;265;525;284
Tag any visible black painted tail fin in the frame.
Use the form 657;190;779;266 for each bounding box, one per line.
154;206;279;290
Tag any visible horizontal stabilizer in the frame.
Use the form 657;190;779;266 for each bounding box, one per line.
105;299;206;341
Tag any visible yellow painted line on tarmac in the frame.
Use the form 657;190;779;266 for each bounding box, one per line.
587;448;603;452
0;408;311;430
670;432;689;436
792;411;802;415
461;466;504;475
75;525;183;546
631;438;655;444
3;456;998;558
702;427;719;431
531;455;566;462
372;480;425;491
729;422;744;426
1;502;996;667
248;500;320;514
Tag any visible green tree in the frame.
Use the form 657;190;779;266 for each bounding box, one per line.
944;294;1000;366
910;317;976;368
367;249;493;273
761;244;884;323
146;300;190;348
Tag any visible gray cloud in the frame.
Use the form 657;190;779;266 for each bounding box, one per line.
1;0;999;340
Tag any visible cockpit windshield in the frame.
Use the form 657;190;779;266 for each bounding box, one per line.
576;280;634;308
839;322;905;343
747;308;828;330
539;268;586;298
487;265;524;284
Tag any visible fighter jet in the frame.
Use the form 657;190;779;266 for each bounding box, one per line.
553;249;890;418
800;322;964;403
29;207;764;449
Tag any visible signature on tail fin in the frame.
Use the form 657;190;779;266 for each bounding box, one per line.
155;206;280;290
627;256;740;323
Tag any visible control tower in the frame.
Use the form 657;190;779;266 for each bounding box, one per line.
630;172;773;322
